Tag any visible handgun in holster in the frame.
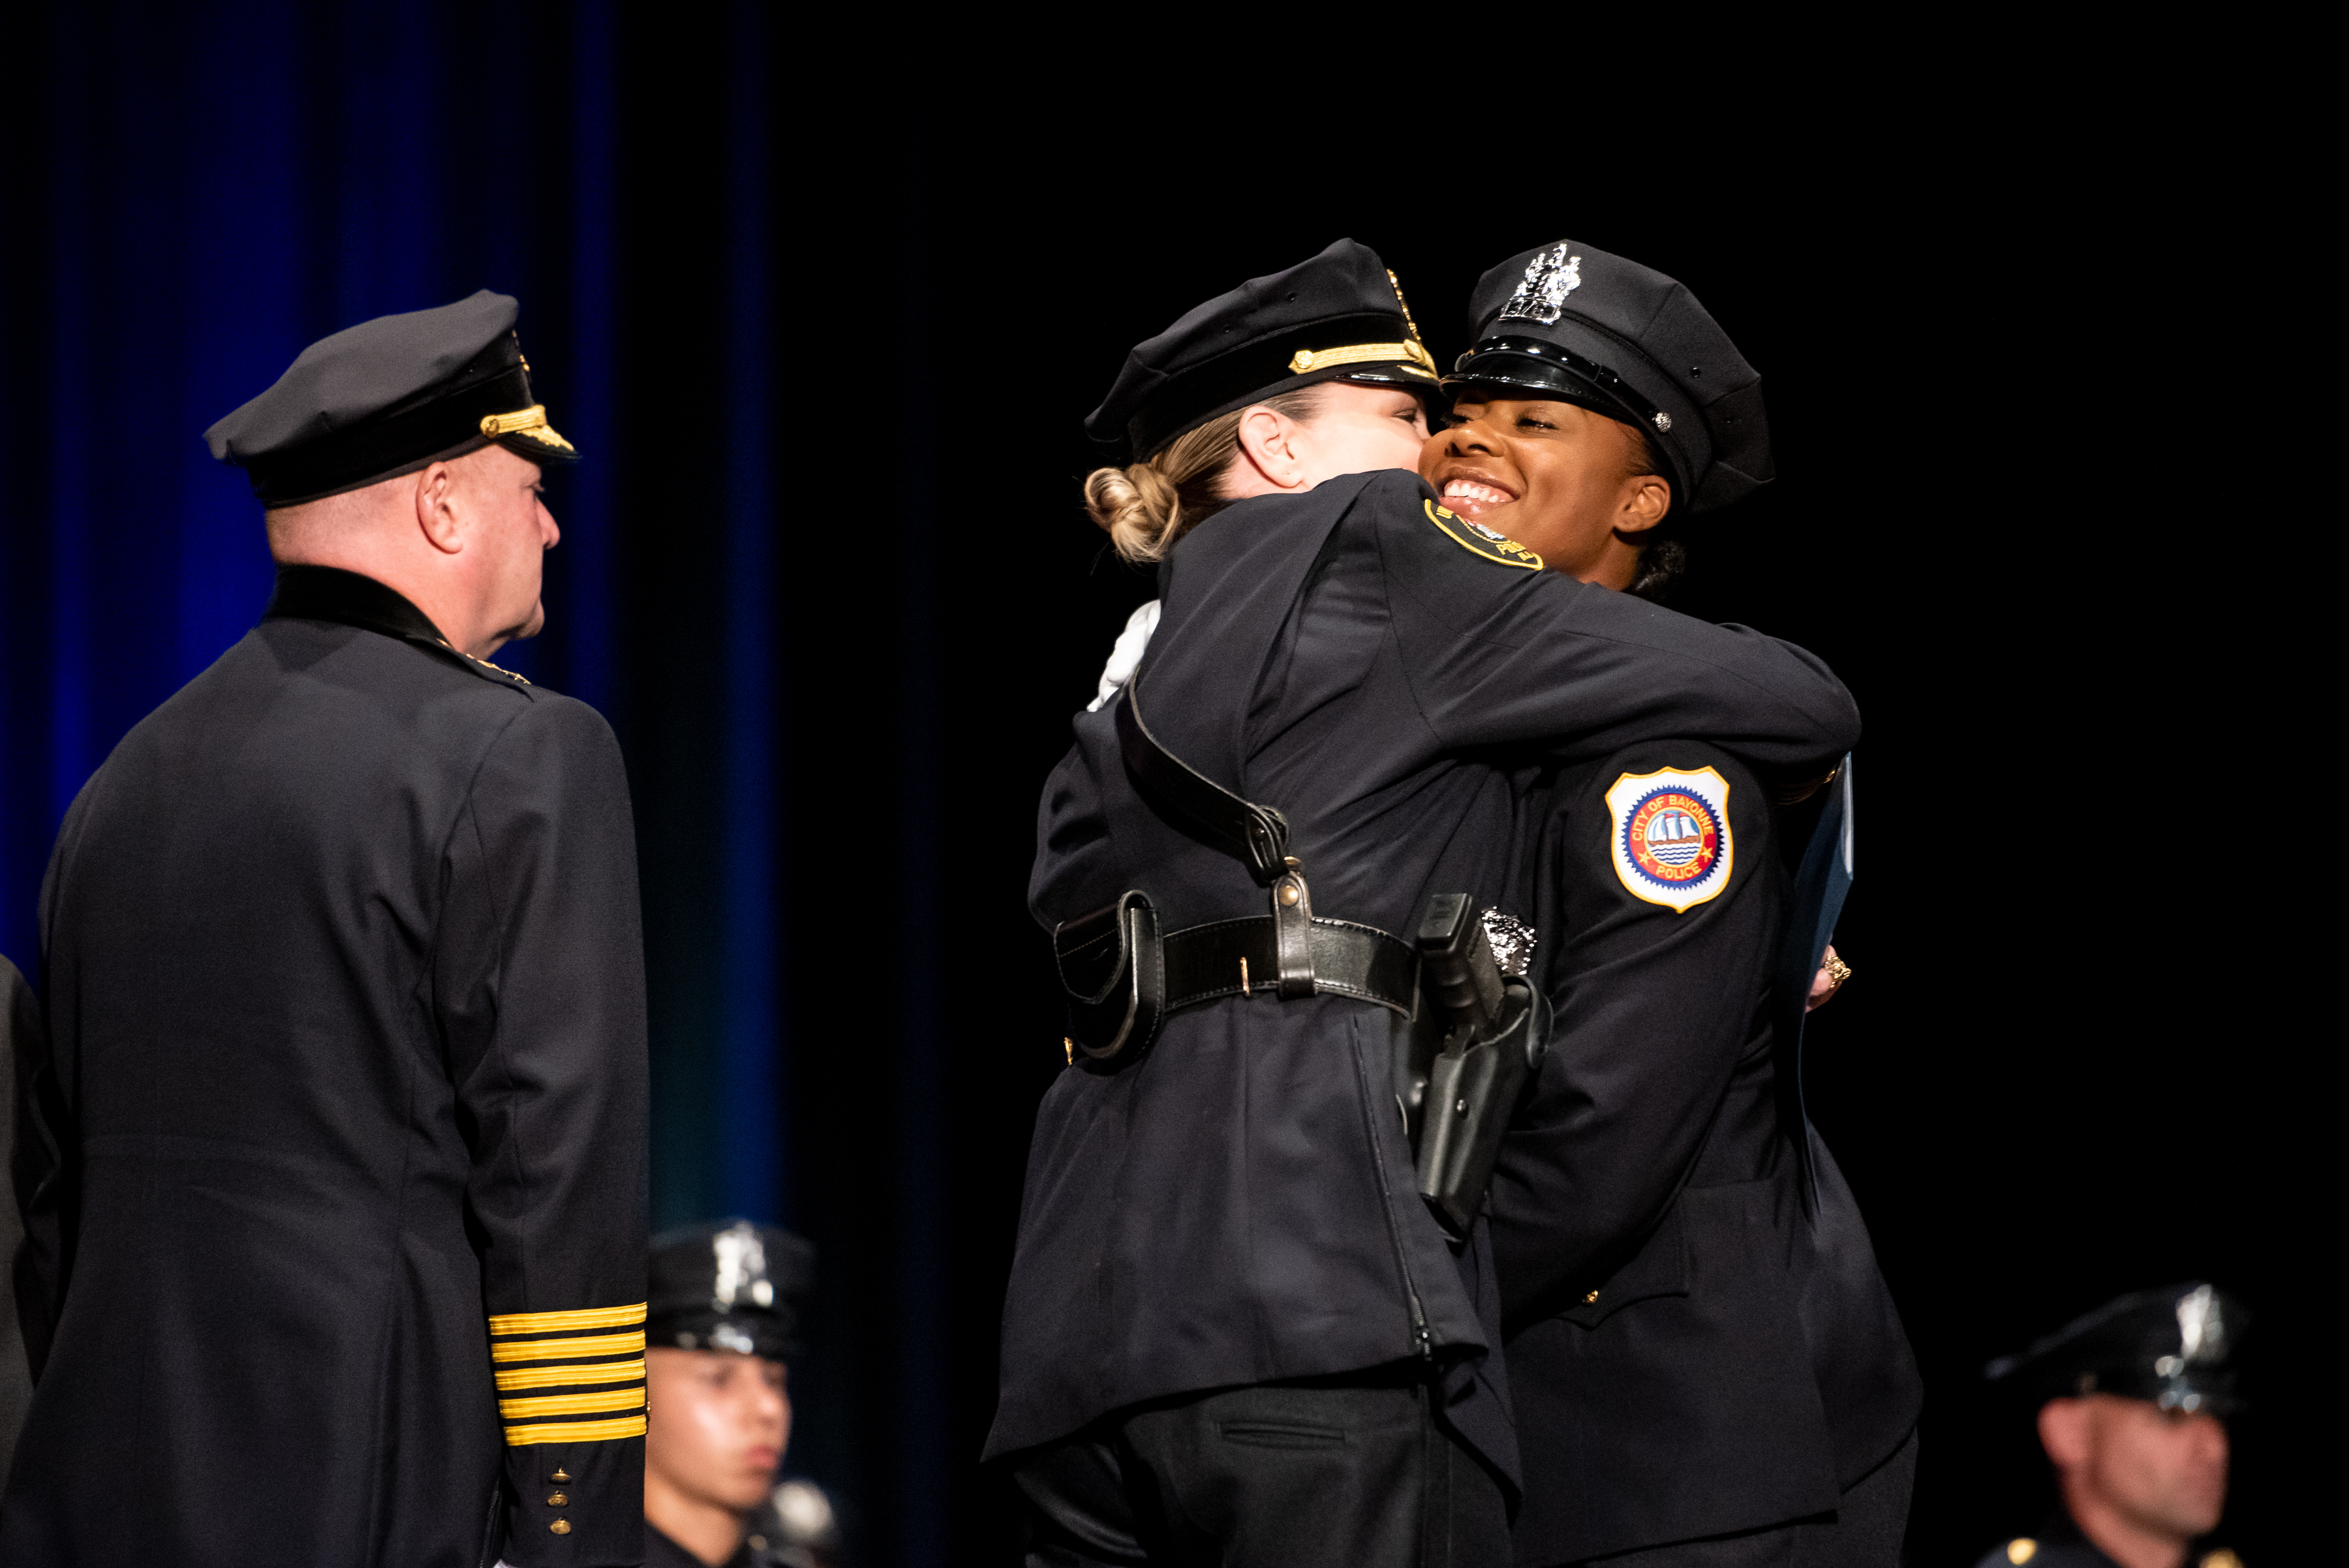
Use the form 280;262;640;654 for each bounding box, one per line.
1408;893;1551;1240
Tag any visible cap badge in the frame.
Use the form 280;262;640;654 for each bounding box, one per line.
711;1221;775;1310
1652;412;1673;433
1498;243;1584;326
1606;766;1733;912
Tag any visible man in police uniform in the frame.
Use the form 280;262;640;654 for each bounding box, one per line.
1976;1284;2246;1568
1;292;650;1566
641;1220;838;1568
1429;239;1923;1566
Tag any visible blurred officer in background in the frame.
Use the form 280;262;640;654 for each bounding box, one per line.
645;1221;840;1568
1443;239;1922;1567
1977;1283;2245;1568
2;292;650;1567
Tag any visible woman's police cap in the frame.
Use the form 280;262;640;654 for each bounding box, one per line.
206;289;578;506
1985;1282;2246;1416
1446;240;1772;516
1086;238;1439;465
647;1219;816;1362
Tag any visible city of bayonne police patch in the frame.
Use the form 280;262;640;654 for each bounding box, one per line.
1423;500;1543;570
1605;765;1732;912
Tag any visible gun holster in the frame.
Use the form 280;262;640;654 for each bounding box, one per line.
1409;893;1552;1239
1415;983;1550;1237
1054;890;1165;1061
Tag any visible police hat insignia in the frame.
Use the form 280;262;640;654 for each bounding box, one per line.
1497;243;1584;326
1449;239;1772;518
1606;766;1733;912
1986;1280;2247;1415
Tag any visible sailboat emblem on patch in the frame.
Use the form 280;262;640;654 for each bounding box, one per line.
1605;766;1732;911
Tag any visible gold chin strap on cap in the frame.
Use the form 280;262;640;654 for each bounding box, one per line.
1287;339;1439;379
479;405;578;457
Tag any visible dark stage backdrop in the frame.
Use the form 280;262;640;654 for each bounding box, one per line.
0;12;2309;1565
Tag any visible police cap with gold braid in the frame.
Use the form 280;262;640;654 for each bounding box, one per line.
648;1220;816;1362
1086;238;1439;465
206;289;577;506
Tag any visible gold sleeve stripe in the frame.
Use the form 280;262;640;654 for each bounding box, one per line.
499;1387;646;1420
489;1330;645;1363
494;1358;647;1392
487;1302;648;1336
505;1413;647;1447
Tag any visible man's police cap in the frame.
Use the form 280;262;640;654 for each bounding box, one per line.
1986;1282;2246;1416
647;1220;816;1363
206;289;577;506
1086;238;1439;465
1447;240;1772;516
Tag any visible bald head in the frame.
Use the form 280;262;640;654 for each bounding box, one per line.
2040;1394;2228;1568
268;442;559;659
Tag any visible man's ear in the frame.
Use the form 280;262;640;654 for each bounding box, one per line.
414;461;464;555
1232;405;1306;492
2038;1398;2091;1469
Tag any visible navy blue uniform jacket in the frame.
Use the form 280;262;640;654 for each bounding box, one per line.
3;571;651;1568
1494;744;1922;1563
988;470;1861;1488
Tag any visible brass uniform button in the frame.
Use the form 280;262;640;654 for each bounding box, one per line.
549;1518;572;1535
1584;1289;1600;1304
551;1467;571;1482
546;1492;568;1506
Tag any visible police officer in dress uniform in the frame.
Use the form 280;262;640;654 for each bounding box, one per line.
991;241;1865;1566
0;292;651;1567
1975;1284;2246;1568
1428;240;1926;1567
641;1220;838;1568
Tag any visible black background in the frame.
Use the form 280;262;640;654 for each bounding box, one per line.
2;11;2306;1563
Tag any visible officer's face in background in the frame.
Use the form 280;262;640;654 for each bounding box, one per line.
2038;1394;2229;1543
646;1347;791;1513
1278;383;1430;484
452;442;560;651
1421;396;1669;587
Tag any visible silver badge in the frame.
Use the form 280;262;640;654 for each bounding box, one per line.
1479;909;1538;977
711;1220;775;1310
1497;243;1583;326
1652;411;1672;433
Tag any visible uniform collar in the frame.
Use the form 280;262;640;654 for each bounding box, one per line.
263;564;450;648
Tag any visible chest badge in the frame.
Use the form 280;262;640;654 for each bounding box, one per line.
1605;766;1732;912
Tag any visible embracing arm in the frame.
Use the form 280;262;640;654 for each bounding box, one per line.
1368;472;1857;777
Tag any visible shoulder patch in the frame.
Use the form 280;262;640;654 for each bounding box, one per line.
1423;499;1543;571
1605;765;1732;912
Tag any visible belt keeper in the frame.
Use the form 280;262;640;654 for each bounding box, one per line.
1272;858;1317;999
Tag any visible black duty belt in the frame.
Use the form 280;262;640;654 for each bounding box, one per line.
1163;915;1417;1016
1053;666;1419;1061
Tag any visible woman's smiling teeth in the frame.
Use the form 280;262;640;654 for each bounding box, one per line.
1441;478;1514;520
